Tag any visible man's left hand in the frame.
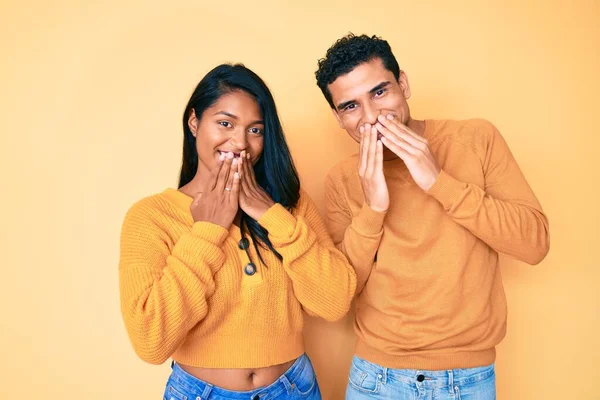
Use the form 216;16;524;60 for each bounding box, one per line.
376;114;441;191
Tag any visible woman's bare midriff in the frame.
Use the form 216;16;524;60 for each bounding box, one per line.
178;359;296;391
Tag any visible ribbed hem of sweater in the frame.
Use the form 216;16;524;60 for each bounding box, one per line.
355;339;496;370
172;333;304;369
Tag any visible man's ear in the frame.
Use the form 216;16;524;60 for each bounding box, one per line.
399;70;412;100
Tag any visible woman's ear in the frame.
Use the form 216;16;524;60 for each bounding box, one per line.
188;109;199;137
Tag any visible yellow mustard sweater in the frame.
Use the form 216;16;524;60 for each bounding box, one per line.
325;119;550;370
119;188;356;368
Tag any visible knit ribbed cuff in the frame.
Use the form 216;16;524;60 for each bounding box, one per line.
426;170;467;211
258;203;296;238
353;203;386;236
191;221;229;246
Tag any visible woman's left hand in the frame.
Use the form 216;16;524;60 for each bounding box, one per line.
239;150;275;220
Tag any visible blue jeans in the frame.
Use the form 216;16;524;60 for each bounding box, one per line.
164;354;321;400
345;356;495;400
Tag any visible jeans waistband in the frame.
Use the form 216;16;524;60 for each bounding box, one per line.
169;354;310;400
352;356;495;389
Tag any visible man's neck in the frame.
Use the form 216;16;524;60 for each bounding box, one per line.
408;118;426;136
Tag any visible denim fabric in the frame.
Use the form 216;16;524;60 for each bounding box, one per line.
164;354;321;400
345;356;495;400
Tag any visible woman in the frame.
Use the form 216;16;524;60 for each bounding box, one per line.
119;64;357;400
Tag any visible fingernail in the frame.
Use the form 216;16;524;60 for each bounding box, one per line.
234;172;239;178
227;152;234;159
365;123;371;130
387;114;394;120
219;153;225;161
359;126;364;134
247;153;251;159
375;123;382;129
232;158;238;165
377;114;385;122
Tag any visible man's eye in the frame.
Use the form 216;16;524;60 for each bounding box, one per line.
375;89;386;96
345;104;357;111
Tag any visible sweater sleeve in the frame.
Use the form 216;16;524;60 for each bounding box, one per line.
426;122;550;264
119;201;228;364
324;174;386;294
258;192;357;321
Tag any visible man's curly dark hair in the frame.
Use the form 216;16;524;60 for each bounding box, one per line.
315;33;400;109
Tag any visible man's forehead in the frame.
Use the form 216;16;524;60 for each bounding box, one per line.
328;58;395;102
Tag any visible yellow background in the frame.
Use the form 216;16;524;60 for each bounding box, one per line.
1;0;598;398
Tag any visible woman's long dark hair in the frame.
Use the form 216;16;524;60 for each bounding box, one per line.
179;64;300;263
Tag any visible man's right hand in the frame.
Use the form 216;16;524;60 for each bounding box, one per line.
358;124;389;212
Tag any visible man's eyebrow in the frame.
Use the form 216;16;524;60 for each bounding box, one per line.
369;81;391;94
335;81;392;111
336;99;356;111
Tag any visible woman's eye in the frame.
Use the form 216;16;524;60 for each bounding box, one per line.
249;127;263;135
219;121;232;128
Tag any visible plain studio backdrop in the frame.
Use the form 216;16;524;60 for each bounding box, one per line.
1;0;598;399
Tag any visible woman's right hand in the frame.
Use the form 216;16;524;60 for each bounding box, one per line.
190;152;241;228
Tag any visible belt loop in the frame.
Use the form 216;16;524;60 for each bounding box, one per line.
279;374;294;394
447;370;454;394
382;367;389;384
200;383;213;400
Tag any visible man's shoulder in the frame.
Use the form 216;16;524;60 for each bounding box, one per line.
325;154;359;186
430;118;499;152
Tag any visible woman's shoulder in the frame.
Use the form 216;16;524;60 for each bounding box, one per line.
123;189;184;223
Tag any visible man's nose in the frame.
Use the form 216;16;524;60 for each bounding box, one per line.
362;103;380;125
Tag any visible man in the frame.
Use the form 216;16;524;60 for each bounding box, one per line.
315;33;549;399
